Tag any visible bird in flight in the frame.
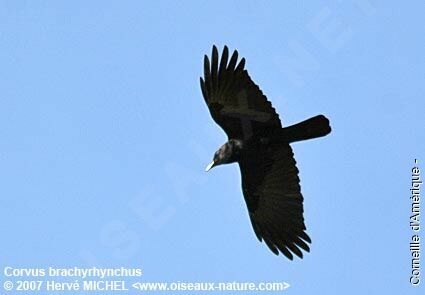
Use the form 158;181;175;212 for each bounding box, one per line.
200;45;331;260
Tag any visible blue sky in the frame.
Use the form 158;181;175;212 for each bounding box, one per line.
1;1;424;294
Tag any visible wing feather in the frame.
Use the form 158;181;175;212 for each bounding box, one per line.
218;46;229;84
239;143;311;259
211;46;219;93
200;46;281;139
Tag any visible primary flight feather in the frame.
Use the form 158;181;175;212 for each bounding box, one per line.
200;45;331;260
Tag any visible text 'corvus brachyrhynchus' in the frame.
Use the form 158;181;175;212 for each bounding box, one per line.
200;45;331;260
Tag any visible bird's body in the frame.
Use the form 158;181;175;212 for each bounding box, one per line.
200;45;331;260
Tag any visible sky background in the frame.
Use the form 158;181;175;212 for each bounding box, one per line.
1;1;424;294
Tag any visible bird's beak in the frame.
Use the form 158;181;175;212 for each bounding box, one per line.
205;161;215;172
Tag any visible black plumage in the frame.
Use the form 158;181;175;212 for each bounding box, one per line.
200;45;331;260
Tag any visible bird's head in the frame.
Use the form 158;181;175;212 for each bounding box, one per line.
205;140;242;172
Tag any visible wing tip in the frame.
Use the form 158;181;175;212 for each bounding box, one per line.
203;55;210;71
236;57;246;71
212;45;218;58
299;231;312;244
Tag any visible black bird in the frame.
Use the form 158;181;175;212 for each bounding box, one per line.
200;45;331;260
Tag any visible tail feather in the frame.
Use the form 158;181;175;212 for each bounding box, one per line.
278;115;331;143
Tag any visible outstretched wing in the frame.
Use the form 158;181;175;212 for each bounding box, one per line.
239;143;311;260
200;45;282;139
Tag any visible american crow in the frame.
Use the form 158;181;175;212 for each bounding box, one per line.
200;45;331;260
